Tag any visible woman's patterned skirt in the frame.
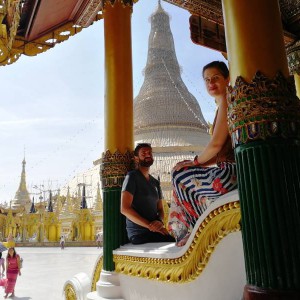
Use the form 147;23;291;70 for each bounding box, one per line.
168;162;238;243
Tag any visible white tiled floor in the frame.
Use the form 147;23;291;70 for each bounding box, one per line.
1;247;101;300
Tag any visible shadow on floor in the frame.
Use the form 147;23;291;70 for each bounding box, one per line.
8;297;32;300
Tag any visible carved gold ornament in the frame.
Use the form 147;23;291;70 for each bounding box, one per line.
227;72;300;147
91;254;103;291
64;283;77;300
287;40;300;75
114;201;240;283
0;0;21;64
102;0;138;9
101;150;133;189
76;0;103;27
165;0;223;24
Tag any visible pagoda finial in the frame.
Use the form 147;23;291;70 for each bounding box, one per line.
93;182;103;211
47;191;53;212
155;0;164;13
80;185;87;209
30;197;36;213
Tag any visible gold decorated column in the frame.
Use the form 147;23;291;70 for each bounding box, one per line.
104;0;133;152
102;0;134;271
223;0;289;83
222;1;300;299
295;73;300;98
287;40;300;99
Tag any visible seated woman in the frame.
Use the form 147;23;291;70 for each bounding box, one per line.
168;61;238;247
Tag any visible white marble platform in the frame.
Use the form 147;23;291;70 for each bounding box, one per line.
3;247;101;300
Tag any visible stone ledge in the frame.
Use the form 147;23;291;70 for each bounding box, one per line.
15;241;100;247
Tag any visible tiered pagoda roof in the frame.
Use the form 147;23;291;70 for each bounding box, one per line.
134;2;208;136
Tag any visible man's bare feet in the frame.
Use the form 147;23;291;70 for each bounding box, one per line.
176;233;191;247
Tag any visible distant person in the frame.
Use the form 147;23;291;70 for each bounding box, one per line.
96;233;102;249
168;61;238;247
15;233;21;242
4;247;21;298
3;234;15;249
0;252;5;276
121;143;175;244
60;235;65;250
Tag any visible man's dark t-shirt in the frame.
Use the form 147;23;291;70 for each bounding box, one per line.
121;170;162;239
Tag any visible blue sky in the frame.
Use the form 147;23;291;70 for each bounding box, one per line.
0;0;225;203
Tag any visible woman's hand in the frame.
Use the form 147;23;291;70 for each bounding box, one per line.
174;160;194;171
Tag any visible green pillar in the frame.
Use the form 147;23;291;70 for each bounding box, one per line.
222;0;300;298
101;151;132;271
228;68;300;300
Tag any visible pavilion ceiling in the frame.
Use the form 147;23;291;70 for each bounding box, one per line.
0;0;103;65
165;0;300;36
0;0;300;66
165;0;300;52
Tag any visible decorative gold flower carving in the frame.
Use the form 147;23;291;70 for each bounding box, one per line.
287;40;300;75
64;283;77;300
227;72;300;147
91;255;103;291
101;150;134;189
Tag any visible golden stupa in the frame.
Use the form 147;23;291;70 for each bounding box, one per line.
0;158;103;245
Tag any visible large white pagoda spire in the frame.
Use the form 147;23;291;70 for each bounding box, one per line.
134;1;209;147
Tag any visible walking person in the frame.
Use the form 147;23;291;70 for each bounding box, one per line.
0;252;5;276
4;247;21;298
60;235;65;250
96;233;102;249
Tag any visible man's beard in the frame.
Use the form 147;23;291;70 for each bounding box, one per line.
139;158;154;167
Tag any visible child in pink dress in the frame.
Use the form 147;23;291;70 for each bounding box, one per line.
4;247;21;298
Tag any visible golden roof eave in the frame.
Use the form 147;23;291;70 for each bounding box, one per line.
0;0;103;66
0;16;103;66
165;0;223;24
0;0;142;66
164;0;300;29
